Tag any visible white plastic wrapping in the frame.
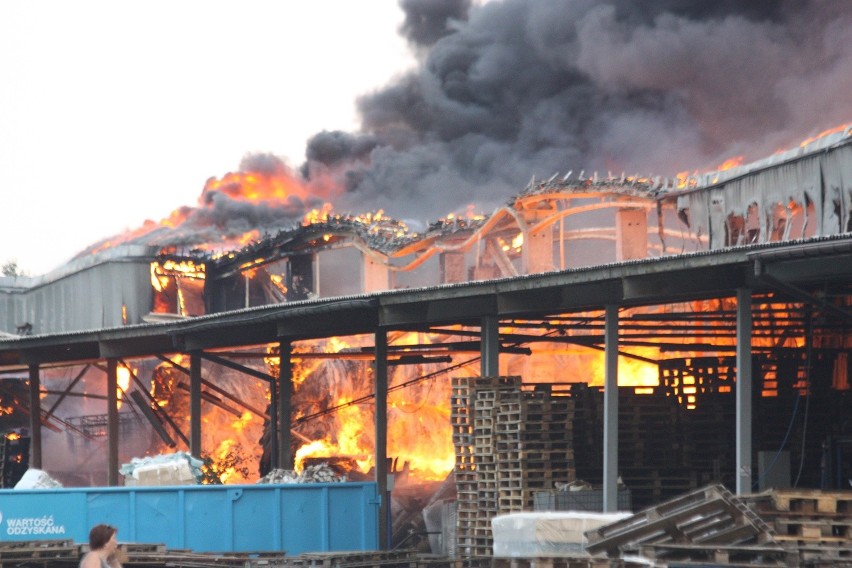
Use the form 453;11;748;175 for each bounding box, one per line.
491;511;631;557
14;468;63;489
120;451;203;486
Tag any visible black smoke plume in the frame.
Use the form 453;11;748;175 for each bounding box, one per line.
304;0;852;223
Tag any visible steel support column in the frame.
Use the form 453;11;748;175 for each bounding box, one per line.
107;358;119;486
736;288;753;495
278;341;293;469
268;361;279;470
27;363;42;469
481;315;499;376
190;351;202;458
603;305;619;512
374;330;389;549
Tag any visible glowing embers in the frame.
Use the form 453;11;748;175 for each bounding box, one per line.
660;357;735;410
302;205;411;240
498;233;524;253
150;259;206;316
437;206;488;231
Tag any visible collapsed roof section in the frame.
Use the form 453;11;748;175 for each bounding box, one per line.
157;125;852;294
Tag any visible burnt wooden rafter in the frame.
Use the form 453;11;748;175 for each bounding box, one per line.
154;354;270;420
121;358;190;447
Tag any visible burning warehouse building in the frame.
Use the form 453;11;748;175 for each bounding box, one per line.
1;0;852;559
0;124;850;554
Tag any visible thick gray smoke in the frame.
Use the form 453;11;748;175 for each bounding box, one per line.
399;0;472;47
304;0;852;223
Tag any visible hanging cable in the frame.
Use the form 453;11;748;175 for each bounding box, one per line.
753;391;800;491
793;307;814;487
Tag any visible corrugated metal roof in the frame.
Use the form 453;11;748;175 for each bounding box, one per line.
0;232;849;369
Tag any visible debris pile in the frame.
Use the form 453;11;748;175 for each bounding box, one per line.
256;463;347;484
426;215;487;235
120;452;203;486
515;171;663;202
203;211;420;265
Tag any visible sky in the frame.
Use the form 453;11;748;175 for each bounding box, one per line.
2;1;851;277
0;2;416;275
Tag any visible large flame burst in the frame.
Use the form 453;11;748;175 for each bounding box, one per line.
148;354;268;484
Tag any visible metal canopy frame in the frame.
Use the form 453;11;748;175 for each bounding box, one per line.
1;234;851;542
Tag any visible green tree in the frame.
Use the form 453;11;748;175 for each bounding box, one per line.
1;260;20;277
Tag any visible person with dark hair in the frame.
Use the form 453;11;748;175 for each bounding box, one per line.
80;524;122;568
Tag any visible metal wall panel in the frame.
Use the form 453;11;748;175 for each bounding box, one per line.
0;260;153;335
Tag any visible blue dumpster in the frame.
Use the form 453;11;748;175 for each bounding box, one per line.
0;482;379;554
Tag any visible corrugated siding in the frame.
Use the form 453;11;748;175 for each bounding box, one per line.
0;260;153;335
677;142;852;248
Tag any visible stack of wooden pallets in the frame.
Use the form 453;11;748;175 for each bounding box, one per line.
742;488;852;565
496;388;575;513
452;377;576;558
660;356;736;484
451;376;521;558
0;541;291;568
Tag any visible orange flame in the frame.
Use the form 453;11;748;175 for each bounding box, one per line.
147;354;266;484
291;333;458;482
84;166;323;259
117;365;132;409
799;122;852;148
303;203;335;226
204;170;312;204
150;260;207;316
716;156;744;171
585;347;660;389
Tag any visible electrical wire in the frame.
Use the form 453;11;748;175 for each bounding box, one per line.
793;309;814;487
752;391;799;491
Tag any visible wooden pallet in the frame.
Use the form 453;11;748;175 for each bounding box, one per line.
0;540;81;567
585;484;775;558
492;557;628;568
296;550;417;568
637;543;795;567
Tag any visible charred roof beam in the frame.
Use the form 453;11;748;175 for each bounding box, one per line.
753;268;852;324
199;352;275;384
750;241;852;323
